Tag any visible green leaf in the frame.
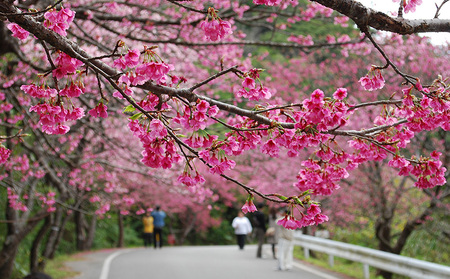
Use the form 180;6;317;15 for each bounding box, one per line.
130;112;142;120
123;105;136;113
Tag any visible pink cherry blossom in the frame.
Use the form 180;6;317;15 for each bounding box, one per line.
241;200;257;214
359;70;385;91
200;19;233;41
44;8;75;36
89;103;108;118
0;146;11;165
333;88;347;100
253;0;282;6
7;23;29;40
123;49;141;68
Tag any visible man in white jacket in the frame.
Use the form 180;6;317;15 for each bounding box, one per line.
232;211;253;250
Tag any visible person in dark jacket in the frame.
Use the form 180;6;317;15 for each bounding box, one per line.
253;203;267;258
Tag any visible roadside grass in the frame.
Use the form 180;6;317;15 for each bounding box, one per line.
293;246;382;279
44;254;81;279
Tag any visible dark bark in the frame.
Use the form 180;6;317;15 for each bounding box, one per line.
85;216;96;250
75;211;96;251
45;212;71;260
30;216;52;273
375;216;394;279
117;214;124;248
0;209;48;279
0;244;19;279
176;211;197;246
312;0;450;34
39;208;71;271
41;208;64;260
75;211;87;251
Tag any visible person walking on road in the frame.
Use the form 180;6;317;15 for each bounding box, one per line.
266;207;278;259
142;211;154;247
253;203;267;258
232;211;252;250
276;209;294;271
151;206;166;249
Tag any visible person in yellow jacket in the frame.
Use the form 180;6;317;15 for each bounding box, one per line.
142;212;154;247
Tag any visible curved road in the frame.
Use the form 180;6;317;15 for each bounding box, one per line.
66;245;346;279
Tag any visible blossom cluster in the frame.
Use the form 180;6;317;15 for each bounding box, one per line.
0;145;11;165
241;199;257;214
199;7;233;41
174;100;219;131
95;203;111;215
185;132;218;149
44;7;76;36
294;159;349;195
37;192;57;212
7;188;28;211
400;0;423;13
199;149;236;175
302;2;333;21
287;35;314;46
52;52;83;79
236;69;272;101
21;51;86;135
200;19;233;41
177;170;206;187
253;0;282;6
277;204;328;229
113;47;174;99
128;119;182;169
298;88;350;131
89;102;108;118
359;68;385;91
29;103;84;134
7;23;29;40
396;83;450;132
388;152;446;189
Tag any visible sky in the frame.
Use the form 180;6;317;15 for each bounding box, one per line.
357;0;450;45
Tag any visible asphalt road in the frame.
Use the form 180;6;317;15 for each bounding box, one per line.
66;245;347;279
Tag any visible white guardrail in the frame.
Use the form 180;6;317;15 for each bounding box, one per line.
293;232;450;279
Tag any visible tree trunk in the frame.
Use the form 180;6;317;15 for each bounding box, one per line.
42;207;66;261
75;211;87;251
30;216;52;273
375;218;394;279
46;212;71;260
179;214;197;246
0;246;19;279
85;216;97;250
0;206;48;279
117;213;124;248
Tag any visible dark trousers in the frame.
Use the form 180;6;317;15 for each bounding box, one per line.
143;233;153;247
236;234;246;250
255;228;265;258
154;227;163;248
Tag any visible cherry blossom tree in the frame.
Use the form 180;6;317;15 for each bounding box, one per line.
0;0;449;278
229;32;449;278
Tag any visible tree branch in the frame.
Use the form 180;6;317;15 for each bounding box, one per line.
312;0;450;34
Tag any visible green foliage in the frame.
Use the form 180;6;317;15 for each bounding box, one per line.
401;224;450;265
332;222;378;249
93;215;143;249
293;246;378;279
196;222;235;245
